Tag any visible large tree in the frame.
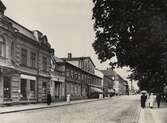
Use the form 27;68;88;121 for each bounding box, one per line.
92;0;167;92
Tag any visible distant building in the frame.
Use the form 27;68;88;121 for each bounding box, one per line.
101;68;128;96
101;69;115;97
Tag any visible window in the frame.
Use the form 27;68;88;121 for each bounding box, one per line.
66;68;70;78
42;56;47;71
30;52;36;68
21;48;27;66
70;70;74;79
0;36;5;57
4;76;11;98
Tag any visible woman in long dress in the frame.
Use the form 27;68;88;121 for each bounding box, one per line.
148;93;155;108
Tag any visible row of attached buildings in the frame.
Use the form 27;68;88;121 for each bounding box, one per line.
0;1;128;105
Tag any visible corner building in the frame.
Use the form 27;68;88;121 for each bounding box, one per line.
0;1;53;104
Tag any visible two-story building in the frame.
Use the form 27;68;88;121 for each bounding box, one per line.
62;53;102;99
0;1;53;104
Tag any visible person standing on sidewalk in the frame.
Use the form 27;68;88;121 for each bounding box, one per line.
141;93;147;108
47;91;52;105
156;93;161;108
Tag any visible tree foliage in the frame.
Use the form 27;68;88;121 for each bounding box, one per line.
92;0;167;92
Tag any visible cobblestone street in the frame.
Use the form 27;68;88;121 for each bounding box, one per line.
0;95;140;123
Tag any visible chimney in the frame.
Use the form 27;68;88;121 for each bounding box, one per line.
68;53;72;59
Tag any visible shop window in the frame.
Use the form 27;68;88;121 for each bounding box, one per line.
30;52;36;68
42;82;47;94
4;76;11;98
30;80;35;98
21;48;28;66
30;80;35;91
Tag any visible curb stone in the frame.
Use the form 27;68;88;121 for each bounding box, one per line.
0;98;109;114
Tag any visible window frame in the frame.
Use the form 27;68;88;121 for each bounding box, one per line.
0;36;5;57
21;48;28;66
42;56;47;71
30;52;36;68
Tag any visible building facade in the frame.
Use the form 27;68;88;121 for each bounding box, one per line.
50;56;65;101
0;1;53;104
101;69;115;97
101;68;129;96
61;54;103;99
55;61;102;100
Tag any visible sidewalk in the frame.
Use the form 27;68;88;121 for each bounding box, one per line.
0;98;106;114
138;101;167;123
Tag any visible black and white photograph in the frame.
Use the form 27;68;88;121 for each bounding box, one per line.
0;0;166;123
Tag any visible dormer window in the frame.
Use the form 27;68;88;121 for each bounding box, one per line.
0;36;5;57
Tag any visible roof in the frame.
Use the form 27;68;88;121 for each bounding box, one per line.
57;60;101;79
52;56;64;63
101;68;117;76
62;57;96;67
6;17;36;41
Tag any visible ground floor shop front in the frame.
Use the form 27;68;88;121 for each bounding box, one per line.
0;68;50;104
66;81;87;100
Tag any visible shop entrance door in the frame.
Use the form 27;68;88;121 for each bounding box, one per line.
4;76;11;101
42;82;47;101
55;82;60;100
21;79;27;100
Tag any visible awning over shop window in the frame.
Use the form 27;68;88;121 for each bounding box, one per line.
90;87;103;93
108;89;115;93
21;74;36;80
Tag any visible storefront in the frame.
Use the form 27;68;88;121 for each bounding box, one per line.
89;86;103;98
50;76;65;101
0;66;20;104
20;74;36;102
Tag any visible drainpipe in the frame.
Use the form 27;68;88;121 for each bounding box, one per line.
64;62;67;101
36;43;40;103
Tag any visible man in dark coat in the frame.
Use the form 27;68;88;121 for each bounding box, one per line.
141;93;147;108
156;93;161;108
47;91;52;105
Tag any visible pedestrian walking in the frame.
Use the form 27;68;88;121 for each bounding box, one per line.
47;91;52;105
141;92;147;108
156;93;161;108
148;93;155;108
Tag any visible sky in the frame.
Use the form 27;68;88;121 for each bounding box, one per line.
2;0;137;87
